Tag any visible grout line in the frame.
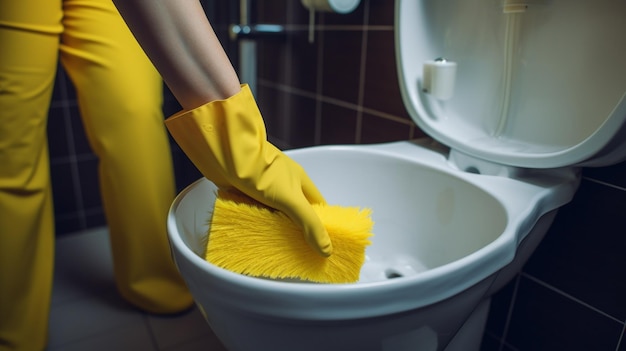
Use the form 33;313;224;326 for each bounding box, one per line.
615;323;626;351
50;99;78;109
54;206;103;222
498;274;521;351
360;106;413;125
49;152;98;166
583;176;626;192
280;0;296;143
354;0;371;144
409;124;417;139
54;225;108;240
56;67;88;230
521;272;624;324
281;24;393;32
143;313;161;351
313;18;325;145
258;79;413;126
502;340;521;351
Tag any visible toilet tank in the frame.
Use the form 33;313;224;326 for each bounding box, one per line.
395;0;626;168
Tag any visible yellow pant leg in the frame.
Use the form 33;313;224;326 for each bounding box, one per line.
60;0;192;314
0;1;62;350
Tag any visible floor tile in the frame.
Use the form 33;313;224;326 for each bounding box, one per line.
147;307;224;350
162;334;228;351
523;181;626;321
484;278;517;338
479;333;501;351
52;227;116;306
47;294;144;348
618;327;626;351
48;227;225;351
506;276;623;351
47;319;156;351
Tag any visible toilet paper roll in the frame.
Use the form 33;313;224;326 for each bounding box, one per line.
422;59;457;100
301;0;361;13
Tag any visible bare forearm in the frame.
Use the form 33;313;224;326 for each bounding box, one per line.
113;0;241;109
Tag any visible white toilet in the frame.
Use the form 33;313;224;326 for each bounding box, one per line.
167;1;626;350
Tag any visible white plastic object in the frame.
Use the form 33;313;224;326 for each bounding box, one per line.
301;0;360;13
502;0;528;13
301;0;361;43
422;58;457;100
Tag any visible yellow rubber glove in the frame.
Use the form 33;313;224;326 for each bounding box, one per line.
165;85;332;257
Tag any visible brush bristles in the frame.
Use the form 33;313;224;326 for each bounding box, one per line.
205;192;373;284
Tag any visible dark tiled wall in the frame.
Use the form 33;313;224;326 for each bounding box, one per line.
47;72;103;234
254;0;421;149
252;0;626;350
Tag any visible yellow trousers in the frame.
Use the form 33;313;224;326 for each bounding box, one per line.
0;0;193;349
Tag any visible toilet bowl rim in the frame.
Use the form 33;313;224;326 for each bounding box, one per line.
168;181;524;320
167;142;578;319
168;209;518;320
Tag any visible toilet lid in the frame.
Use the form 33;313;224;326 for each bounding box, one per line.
396;0;626;168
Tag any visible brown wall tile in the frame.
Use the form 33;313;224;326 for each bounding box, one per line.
321;30;364;104
363;30;411;120
360;112;413;144
319;102;358;145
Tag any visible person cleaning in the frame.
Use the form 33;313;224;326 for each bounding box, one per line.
112;0;334;258
0;0;194;350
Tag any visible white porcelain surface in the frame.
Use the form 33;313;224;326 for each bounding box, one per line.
396;0;626;168
167;141;579;350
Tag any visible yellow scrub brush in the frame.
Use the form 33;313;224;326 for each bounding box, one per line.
205;191;374;284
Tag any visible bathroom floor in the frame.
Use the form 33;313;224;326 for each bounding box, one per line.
46;227;227;351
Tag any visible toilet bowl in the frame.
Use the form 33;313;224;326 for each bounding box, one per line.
169;141;577;351
167;1;626;350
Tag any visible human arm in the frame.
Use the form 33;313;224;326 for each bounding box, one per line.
112;0;333;257
112;0;239;109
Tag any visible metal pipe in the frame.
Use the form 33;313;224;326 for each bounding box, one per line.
233;0;285;96
237;0;256;95
230;24;285;40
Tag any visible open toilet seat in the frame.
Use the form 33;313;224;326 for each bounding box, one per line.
396;0;626;170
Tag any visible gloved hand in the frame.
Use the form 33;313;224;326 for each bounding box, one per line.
165;85;333;257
